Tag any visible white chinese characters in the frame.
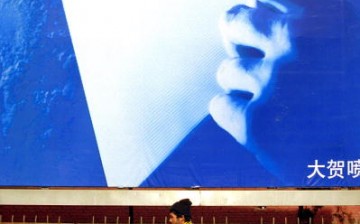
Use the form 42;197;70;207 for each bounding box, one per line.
307;159;360;179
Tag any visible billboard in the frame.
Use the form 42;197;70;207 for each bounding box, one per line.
0;0;359;187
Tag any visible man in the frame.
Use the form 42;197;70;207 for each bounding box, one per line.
141;0;360;187
169;199;193;224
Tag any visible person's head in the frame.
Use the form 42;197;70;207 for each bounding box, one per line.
210;0;360;141
209;0;299;145
211;0;360;184
169;198;192;224
217;0;297;102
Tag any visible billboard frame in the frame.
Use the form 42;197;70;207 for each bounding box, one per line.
0;188;359;206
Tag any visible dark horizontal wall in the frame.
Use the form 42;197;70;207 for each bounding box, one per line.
0;205;359;223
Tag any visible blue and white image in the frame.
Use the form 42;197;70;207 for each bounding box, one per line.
0;0;359;187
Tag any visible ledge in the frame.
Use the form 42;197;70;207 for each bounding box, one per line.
0;188;359;206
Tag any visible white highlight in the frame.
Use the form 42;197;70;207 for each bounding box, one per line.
62;0;225;186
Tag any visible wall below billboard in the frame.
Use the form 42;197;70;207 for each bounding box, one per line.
0;205;360;224
0;189;359;206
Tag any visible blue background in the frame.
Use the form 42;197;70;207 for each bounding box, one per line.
0;0;359;187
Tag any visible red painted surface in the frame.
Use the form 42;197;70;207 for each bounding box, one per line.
0;206;359;223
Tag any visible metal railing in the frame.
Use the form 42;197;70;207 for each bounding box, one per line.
1;215;355;224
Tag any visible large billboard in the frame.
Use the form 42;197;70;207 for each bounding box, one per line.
0;0;359;188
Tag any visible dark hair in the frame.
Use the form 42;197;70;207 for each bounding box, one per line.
170;198;192;222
